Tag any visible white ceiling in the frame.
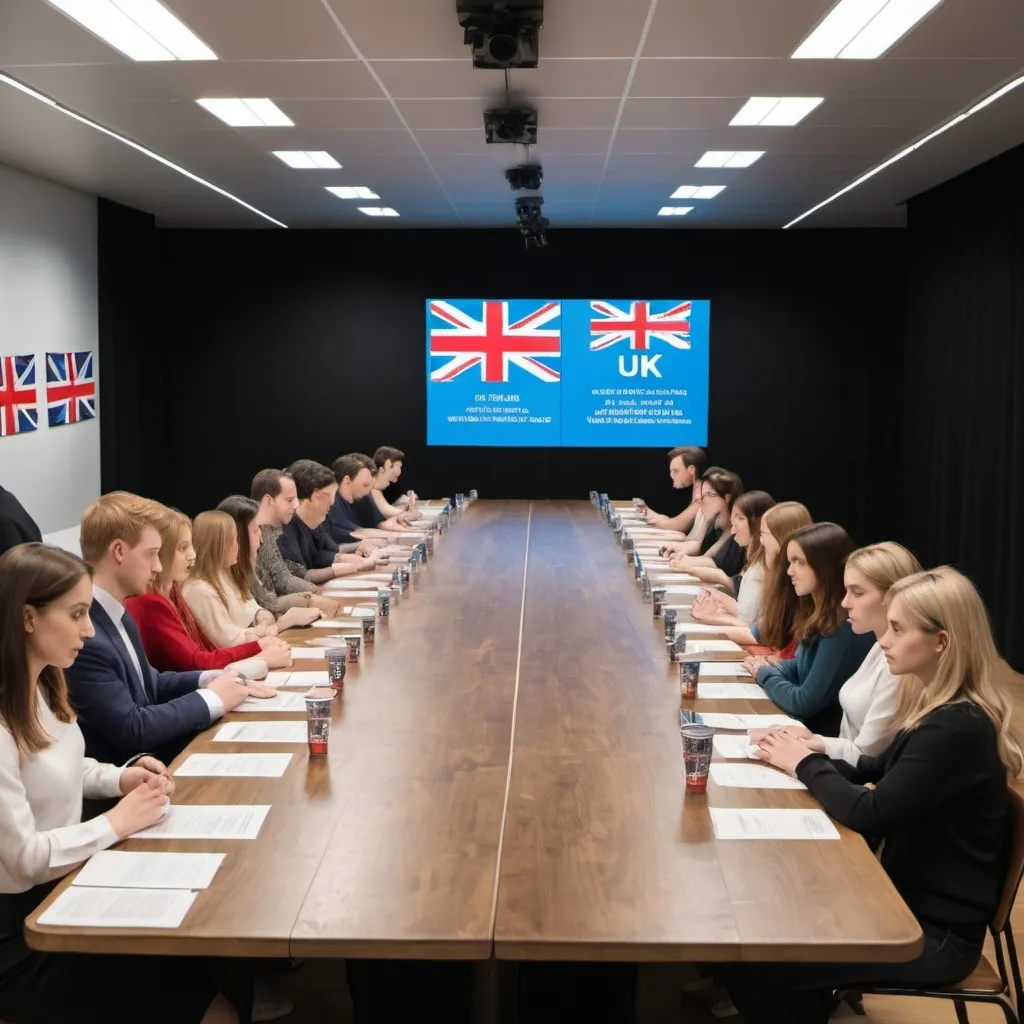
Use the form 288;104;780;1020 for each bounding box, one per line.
1;0;1023;229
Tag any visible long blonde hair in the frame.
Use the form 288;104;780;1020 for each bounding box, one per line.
189;511;248;606
889;566;1022;777
152;509;190;596
757;501;813;649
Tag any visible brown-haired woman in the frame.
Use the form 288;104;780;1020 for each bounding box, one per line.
0;543;236;1024
752;522;875;735
669;467;746;576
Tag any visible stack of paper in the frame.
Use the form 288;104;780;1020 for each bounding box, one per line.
136;804;271;840
73;851;225;890
709;763;807;790
709;808;840;840
697;713;801;730
176;753;293;778
694;683;768;700
214;721;309;743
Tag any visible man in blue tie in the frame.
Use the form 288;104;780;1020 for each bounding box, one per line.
66;491;274;766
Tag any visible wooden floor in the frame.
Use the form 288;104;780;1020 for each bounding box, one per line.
276;613;1024;1023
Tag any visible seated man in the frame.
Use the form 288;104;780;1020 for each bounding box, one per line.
645;446;709;549
0;483;42;557
66;492;272;766
278;460;379;583
371;445;417;517
328;453;407;541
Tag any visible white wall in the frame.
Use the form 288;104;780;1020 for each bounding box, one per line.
0;162;100;534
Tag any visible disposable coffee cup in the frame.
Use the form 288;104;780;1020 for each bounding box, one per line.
680;724;714;793
344;633;362;663
325;647;347;689
305;692;334;756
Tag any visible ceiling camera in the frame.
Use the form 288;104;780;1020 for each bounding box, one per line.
457;1;544;70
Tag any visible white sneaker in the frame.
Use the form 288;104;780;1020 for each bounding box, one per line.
252;978;294;1022
711;997;739;1018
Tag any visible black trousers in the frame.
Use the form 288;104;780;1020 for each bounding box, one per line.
344;959;473;1023
517;961;638;1024
727;926;981;1024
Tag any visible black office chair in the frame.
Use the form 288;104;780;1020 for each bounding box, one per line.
855;785;1024;1024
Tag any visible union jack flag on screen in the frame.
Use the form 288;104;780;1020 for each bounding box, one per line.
0;355;39;437
46;351;96;427
590;300;691;351
429;300;561;383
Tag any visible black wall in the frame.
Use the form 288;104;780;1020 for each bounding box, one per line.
98;204;905;549
902;142;1024;669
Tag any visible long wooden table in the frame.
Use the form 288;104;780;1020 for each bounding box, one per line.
27;499;922;966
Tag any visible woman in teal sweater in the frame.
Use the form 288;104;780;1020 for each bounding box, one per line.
754;523;875;735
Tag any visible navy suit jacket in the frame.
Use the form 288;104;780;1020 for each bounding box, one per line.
66;600;210;766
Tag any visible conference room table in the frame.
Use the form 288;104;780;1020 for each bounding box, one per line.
26;499;922;968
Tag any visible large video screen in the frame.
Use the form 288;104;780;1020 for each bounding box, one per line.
426;298;709;447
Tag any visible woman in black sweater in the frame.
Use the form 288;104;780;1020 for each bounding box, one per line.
728;566;1021;1024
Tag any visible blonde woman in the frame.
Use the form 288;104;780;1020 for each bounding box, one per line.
737;567;1021;1018
182;511;276;649
754;542;923;765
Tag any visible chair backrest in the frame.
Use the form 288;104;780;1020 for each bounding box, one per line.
993;784;1024;932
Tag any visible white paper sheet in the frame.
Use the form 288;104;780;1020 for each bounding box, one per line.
136;804;271;840
234;691;310;712
695;683;768;700
176;753;293;778
663;585;707;596
262;671;293;687
288;648;328;661
277;670;329;687
709;808;840;840
678;623;731;635
37;887;198;929
687;640;745;654
74;851;225;890
697;713;802;730
709;763;807;790
214;721;309;743
712;734;761;759
323;579;381;591
649;574;701;583
699;662;751;678
317;592;380;601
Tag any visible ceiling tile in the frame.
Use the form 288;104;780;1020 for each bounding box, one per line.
890;0;1024;58
630;58;784;97
257;98;403;130
619;97;749;129
149;59;383;100
0;0;127;64
541;0;653;58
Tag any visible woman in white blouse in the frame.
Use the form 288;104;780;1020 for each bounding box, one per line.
756;541;923;764
182;510;279;649
0;543;235;1024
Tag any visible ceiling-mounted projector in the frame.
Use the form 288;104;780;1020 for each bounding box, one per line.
456;0;544;70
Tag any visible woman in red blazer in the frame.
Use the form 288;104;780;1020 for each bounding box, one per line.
127;509;291;672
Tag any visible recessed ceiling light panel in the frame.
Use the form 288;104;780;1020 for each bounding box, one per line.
657;206;694;216
792;0;943;60
670;185;726;199
695;151;764;169
731;97;823;127
274;151;340;169
326;186;381;200
358;207;400;217
197;98;293;127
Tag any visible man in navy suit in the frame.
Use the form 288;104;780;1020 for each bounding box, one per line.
66;492;274;766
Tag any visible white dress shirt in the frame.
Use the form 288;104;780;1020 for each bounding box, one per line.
821;641;903;765
0;694;122;893
92;585;224;721
735;562;766;624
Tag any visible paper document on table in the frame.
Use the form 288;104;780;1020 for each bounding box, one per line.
73;851;225;890
664;586;706;597
698;713;801;730
700;662;751;678
176;753;293;778
695;683;768;699
678;623;731;635
687;640;745;654
712;734;760;759
235;691;309;712
289;647;327;661
710;808;840;840
649;574;701;583
263;672;293;687
709;763;807;790
277;670;329;687
318;592;380;601
215;720;308;743
323;580;379;591
136;804;271;840
37;887;197;929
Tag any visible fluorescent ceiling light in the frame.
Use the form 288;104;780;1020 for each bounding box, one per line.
784;70;1024;228
670;186;725;199
326;186;380;200
274;151;340;169
657;206;694;216
731;97;823;127
358;207;399;217
792;0;943;59
0;71;286;228
197;98;293;127
47;0;216;61
695;151;764;169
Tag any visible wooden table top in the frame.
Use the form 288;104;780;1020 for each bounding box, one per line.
26;499;922;964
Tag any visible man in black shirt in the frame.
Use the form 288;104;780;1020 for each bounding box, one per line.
278;460;377;584
326;453;406;544
0;484;42;557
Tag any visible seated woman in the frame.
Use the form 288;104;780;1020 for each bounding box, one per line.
182;511;281;649
216;496;326;627
0;543;236;1024
736;566;1019;1021
682;490;775;618
126;509;290;675
668;467;745;576
692;501;813;657
751;522;875;735
756;541;923;765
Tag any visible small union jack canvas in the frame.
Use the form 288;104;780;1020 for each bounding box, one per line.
589;300;692;351
0;355;39;437
46;351;97;427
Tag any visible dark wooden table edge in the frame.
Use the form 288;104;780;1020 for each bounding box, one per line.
23;924;292;958
736;929;925;964
288;936;494;960
492;940;745;962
